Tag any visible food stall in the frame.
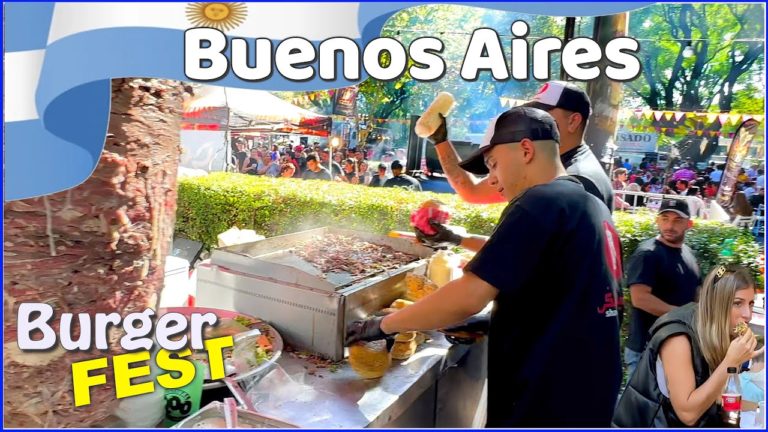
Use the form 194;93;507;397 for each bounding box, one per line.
192;227;488;427
180;86;332;172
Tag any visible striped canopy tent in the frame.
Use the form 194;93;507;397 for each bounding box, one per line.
183;86;331;136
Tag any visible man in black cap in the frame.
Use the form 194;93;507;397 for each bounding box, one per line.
427;81;614;212
347;106;623;427
382;160;422;191
623;198;700;381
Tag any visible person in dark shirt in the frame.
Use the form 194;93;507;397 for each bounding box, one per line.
301;152;332;181
341;158;359;184
232;140;249;172
347;107;622;427
368;163;389;187
623;198;701;381
614;265;761;427
241;148;264;175
383;160;422;191
319;148;343;180
426;80;614;212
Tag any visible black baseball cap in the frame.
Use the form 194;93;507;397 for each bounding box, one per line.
522;81;592;121
458;106;560;175
658;198;691;218
391;160;404;170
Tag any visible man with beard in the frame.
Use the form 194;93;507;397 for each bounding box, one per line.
623;198;701;381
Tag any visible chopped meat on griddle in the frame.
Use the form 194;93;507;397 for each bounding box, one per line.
291;234;418;277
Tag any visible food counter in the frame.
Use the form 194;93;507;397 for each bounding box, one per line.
192;227;487;428
224;333;487;428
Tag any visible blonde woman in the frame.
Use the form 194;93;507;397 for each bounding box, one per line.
613;265;764;427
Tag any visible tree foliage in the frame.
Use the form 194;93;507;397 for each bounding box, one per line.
624;3;764;161
627;4;764;113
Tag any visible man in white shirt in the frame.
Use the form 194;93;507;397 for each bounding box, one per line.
685;187;705;218
756;169;765;190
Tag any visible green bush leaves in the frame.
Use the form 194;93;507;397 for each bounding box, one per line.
176;173;762;284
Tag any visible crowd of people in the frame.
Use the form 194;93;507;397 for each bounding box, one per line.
612;158;765;218
344;81;764;428
230;139;422;190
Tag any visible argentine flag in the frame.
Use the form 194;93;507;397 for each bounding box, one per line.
4;2;649;200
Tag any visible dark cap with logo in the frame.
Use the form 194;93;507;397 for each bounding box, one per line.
658;198;691;218
522;80;592;121
458;106;560;175
391;160;404;170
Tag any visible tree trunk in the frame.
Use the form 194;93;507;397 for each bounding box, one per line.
585;13;629;171
3;78;187;428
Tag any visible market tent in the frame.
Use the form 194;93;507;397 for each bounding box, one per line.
183;86;331;136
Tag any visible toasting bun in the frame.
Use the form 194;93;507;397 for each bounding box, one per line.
415;92;455;137
390;299;415;310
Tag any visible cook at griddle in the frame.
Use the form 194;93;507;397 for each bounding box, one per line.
346;107;623;428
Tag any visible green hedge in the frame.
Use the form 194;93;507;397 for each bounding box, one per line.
176;172;762;284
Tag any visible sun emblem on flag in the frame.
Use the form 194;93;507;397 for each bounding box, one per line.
186;2;247;32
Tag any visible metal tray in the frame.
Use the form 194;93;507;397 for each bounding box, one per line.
210;227;433;292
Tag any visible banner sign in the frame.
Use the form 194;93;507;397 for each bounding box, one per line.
332;87;358;117
615;130;658;153
716;119;760;208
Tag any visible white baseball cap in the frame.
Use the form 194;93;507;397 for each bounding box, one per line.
523;81;592;120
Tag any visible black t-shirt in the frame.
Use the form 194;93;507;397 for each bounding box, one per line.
244;157;260;175
368;174;386;187
383;174;422;191
302;167;332;181
234;151;248;169
625;238;700;352
464;177;623;427
561;143;615;213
